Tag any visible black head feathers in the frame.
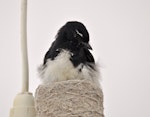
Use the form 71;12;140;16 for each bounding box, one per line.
56;21;90;43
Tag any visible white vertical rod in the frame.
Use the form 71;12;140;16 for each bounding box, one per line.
20;0;29;92
9;1;36;116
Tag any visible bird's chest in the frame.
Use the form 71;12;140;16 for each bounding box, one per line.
43;50;80;82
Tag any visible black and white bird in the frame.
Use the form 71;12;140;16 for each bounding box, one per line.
39;21;99;85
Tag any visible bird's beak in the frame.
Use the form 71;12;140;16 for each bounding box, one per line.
82;42;92;50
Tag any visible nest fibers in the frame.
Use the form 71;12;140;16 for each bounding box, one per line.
35;80;104;117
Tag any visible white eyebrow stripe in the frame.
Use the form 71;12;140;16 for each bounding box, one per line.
75;29;83;37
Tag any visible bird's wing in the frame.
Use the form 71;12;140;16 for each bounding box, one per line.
43;41;58;64
83;48;95;63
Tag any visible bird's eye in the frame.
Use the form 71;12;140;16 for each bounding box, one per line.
70;52;74;57
75;29;83;37
56;48;61;52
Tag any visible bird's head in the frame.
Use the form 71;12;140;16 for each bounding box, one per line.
56;21;92;50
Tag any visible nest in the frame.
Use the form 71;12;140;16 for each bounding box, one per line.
35;80;104;117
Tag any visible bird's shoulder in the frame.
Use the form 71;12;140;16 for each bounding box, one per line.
43;41;58;64
43;40;74;64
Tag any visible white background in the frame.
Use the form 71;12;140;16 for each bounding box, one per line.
0;0;150;117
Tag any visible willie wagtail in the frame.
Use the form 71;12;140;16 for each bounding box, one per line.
39;21;99;85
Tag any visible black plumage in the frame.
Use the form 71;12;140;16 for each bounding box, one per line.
43;21;95;68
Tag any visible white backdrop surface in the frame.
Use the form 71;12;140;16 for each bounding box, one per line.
0;0;150;117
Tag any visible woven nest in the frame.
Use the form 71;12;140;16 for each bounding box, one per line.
35;80;104;117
